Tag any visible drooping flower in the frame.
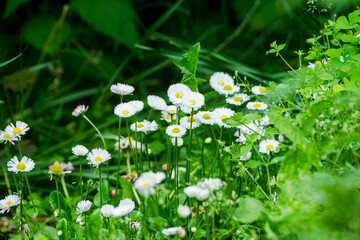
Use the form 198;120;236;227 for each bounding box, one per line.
110;83;135;95
72;105;89;117
259;139;280;155
167;84;191;105
76;200;92;214
182;91;205;111
7;156;35;174
87;148;111;168
171;137;184;147
114;102;137;118
128;100;144;113
130;222;141;229
246;102;268;110
72;145;89;156
0;194;20;214
166;105;178;114
251;86;268;95
147;95;167;111
0;130;18;145
165;125;187;138
179;116;201;129
177;205;191;218
260;115;271;126
226;93;250;106
212;108;235;128
48;162;72;180
196;111;215;125
5;121;30;139
112;198;135;217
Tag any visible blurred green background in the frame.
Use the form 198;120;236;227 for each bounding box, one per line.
0;0;359;166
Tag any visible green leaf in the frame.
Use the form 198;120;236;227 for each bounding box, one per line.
233;198;266;223
49;191;73;226
335;16;357;29
94;180;110;207
171;43;201;91
3;0;30;19
332;84;346;92
317;71;334;80
71;0;139;48
119;177;133;199
245;160;261;169
89;209;103;239
325;48;342;59
0;48;27;68
56;218;68;240
34;226;57;240
192;229;206;239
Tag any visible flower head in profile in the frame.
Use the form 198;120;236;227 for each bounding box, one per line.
0;130;18;145
0;194;20;214
48;162;72;180
131;121;150;133
87;148;111;168
171;137;184;147
147;95;167;111
110;83;134;95
259;139;280;155
112;198;135;217
226;93;250;106
167;84;191;105
7;156;35;174
76;200;92;214
128;100;144;113
5;121;30;139
72;145;89;156
72;105;88;117
166;105;177;114
179;116;201;129
251;86;268;95
246;102;268;110
166;125;187;138
114;102;137;118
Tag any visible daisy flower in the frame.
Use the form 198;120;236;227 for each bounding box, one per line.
114;102;137;118
184;185;210;201
48;162;72;180
212;108;235;128
160;111;174;123
180;105;193;114
166;105;178;114
196;111;215;125
72;105;88;117
162;227;186;238
72;145;89;156
270;176;277;186
246;102;268;110
260;115;271;126
76;200;92;214
0;194;20;214
147;95;167;111
259;139;280;155
0;130;18;145
87;148;111;168
110;83;134;95
133;173;157;198
128;100;144;113
130;222;141;229
226;93;250;106
112;198;135;217
141;171;166;184
7;156;35;174
251;86;267;95
148;120;158;132
5;121;30;139
209;72;233;92
179;116;201;129
131;121;150;133
167;84;191;105
234;131;247;144
238;122;265;136
171;137;184;147
166;125;187;138
182;91;205;111
177;205;191;218
197;178;223;191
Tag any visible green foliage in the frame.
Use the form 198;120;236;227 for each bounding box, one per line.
3;0;30;19
88;209;103;239
49;191;73;230
233;197;265;223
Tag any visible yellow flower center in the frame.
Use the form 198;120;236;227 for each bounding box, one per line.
187;116;195;123
203;113;211;120
125;137;134;141
218;80;225;86
13;128;22;134
253;104;261;108
122;110;129;115
266;145;274;151
166;115;172;120
189;99;196;105
95;156;102;162
16;162;26;170
137;123;144;128
315;60;322;66
170;110;176;113
172;128;180;133
224;85;232;90
50;162;63;175
259;87;266;92
175;92;183;98
78;151;82;153
308;113;312;117
221;115;228;120
144;182;148;186
3;134;11;139
130;171;137;178
234;97;241;102
6;201;12;206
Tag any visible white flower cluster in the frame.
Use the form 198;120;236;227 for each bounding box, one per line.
134;171;166;198
100;198;135;217
0;121;29;145
184;178;223;201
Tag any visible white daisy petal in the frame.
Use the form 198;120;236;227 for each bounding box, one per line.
114;102;137;118
167;84;191;105
72;145;89;156
86;148;111;168
147;95;168;111
246;102;268;110
226;93;250;106
166;125;187;138
7;156;35;174
259;139;280;155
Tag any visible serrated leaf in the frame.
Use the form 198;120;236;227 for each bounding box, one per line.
71;0;138;48
233;198;265;223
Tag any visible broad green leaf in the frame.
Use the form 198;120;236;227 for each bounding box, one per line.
325;48;342;59
332;84;346;92
49;191;73;227
233;198;266;223
94;179;110;207
71;0;139;48
245;160;261;169
349;10;360;24
89;209;103;239
3;0;30;19
192;229;206;239
34;226;57;239
317;71;334;80
335;16;357;29
119;177;133;199
171;42;201;91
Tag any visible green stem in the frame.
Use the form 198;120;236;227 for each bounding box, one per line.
125;119;137;172
83;115;107;150
186;110;194;183
24;173;39;229
108;217;111;237
79;157;83;199
99;165;103;206
18;140;23;158
55;176;62;218
115;114;123;199
278;53;299;76
84;214;88;239
3;167;12;195
20;172;23;236
61;176;70;198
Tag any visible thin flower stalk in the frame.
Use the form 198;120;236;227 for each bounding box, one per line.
185;109;194;183
55;176;62;218
115;95;124;199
